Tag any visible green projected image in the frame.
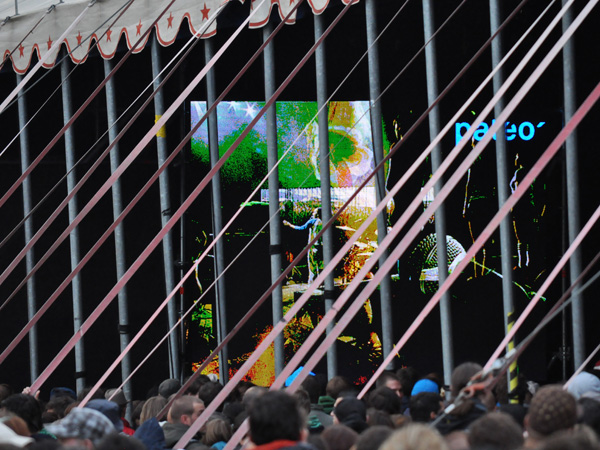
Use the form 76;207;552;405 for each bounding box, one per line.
190;101;380;190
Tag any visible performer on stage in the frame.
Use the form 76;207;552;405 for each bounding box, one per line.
283;208;323;284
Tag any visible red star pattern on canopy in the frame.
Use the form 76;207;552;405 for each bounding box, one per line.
201;3;210;20
1;0;333;73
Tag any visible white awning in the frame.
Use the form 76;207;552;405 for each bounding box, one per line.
0;0;354;74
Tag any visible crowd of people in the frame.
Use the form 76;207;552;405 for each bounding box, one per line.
2;362;600;450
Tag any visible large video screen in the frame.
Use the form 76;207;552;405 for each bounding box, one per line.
188;100;560;384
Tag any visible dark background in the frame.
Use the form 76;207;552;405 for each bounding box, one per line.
0;0;599;399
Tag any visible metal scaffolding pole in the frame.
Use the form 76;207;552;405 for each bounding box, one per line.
103;58;133;415
489;0;518;399
365;0;394;369
151;37;181;379
263;22;285;377
204;37;229;384
16;73;39;384
60;56;86;393
314;12;337;378
562;0;584;369
422;0;454;385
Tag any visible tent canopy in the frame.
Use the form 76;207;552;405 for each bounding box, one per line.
0;0;351;74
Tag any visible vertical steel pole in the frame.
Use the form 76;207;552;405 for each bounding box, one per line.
204;38;229;384
365;0;394;369
561;0;584;369
60;56;86;393
422;0;454;385
489;0;518;400
103;58;133;415
263;22;284;377
16;73;38;383
314;13;337;378
151;36;181;379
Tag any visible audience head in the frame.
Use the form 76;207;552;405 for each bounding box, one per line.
1;394;43;434
301;375;322;404
409;392;442;423
411;379;439;397
376;372;402;398
354;426;393;450
568;372;600;401
139;396;167;424
326;377;353;400
332;398;368;433
0;422;33;448
526;385;577;438
45;407;115;449
158;379;181;399
167;396;205;426
578;397;600;437
321;424;358;450
381;423;448;450
202;414;232;446
468;411;524;450
248;390;304;445
368;387;401;415
242;386;268;412
450;362;482;399
85;400;123;432
198;382;223;410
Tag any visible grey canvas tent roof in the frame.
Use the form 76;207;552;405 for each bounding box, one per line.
0;0;343;73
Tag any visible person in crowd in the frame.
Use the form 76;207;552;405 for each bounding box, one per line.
104;388;134;435
396;367;420;400
354;425;393;450
242;386;268;412
409;392;442;423
96;433;146;450
198;382;224;412
1;394;49;441
247;390;311;450
368;386;401;415
381;423;448;450
579;397;600;437
331;398;368;433
375;372;402;398
159;379;182;400
567;372;600;401
133;416;166;450
0;413;30;438
320;377;353;414
0;422;34;448
468;411;524;450
435;362;488;435
163;395;206;450
201;414;232;450
45;407;116;449
183;375;212;397
365;408;394;428
320;424;357;450
86;399;125;434
523;384;577;448
301;375;333;430
139;396;168;425
536;428;600;450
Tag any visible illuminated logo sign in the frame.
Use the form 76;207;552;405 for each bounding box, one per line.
455;120;546;146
